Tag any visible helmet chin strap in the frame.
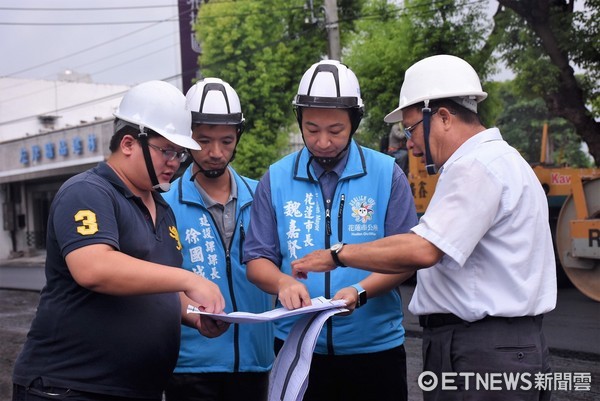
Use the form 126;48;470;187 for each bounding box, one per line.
310;140;350;168
296;107;360;172
188;129;241;181
137;130;171;192
189;146;235;180
190;160;227;180
305;147;347;182
300;127;352;170
422;103;438;175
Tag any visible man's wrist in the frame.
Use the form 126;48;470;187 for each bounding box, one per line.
351;283;367;308
330;242;347;267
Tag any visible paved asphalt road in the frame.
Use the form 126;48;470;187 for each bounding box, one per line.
5;259;598;356
1;256;598;400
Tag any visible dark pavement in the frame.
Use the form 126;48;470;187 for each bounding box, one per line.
0;254;598;400
0;253;598;357
398;282;600;358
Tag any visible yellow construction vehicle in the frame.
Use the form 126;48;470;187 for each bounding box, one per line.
406;124;600;301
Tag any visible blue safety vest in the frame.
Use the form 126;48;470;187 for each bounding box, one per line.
269;141;405;355
163;166;274;373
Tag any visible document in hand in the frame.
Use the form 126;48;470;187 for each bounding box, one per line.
268;307;344;401
187;296;347;323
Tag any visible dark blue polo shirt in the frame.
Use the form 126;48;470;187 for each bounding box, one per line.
13;162;183;399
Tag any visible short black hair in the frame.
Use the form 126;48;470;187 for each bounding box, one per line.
428;99;482;125
109;118;160;152
408;99;482;125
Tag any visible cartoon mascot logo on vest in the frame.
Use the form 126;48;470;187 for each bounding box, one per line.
350;195;375;223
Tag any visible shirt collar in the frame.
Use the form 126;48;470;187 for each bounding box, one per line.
95;161;169;208
311;148;350;180
441;127;502;173
194;166;238;207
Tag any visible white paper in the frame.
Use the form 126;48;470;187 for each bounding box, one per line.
187;296;347;324
268;308;344;401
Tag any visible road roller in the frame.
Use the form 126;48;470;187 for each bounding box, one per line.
555;174;600;301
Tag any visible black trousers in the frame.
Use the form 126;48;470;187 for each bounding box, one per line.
165;372;269;401
275;338;408;401
421;315;552;401
12;379;159;401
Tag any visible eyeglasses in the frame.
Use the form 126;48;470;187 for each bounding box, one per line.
147;143;188;162
403;110;438;140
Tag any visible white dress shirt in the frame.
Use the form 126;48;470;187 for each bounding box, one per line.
409;128;557;321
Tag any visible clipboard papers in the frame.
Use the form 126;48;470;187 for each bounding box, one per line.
189;295;349;401
186;296;347;324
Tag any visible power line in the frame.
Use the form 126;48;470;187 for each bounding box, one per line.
3;14;179;77
0;89;128;126
1;5;304;26
0;20;177;26
0;5;174;11
0;27;178;93
1;3;303;79
3;3;328;124
0;0;264;12
1;42;178;105
1;0;492;127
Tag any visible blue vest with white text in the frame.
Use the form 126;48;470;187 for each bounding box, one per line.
162;166;274;373
269;141;405;355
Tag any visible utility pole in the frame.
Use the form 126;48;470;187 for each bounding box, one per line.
177;0;203;93
323;0;341;60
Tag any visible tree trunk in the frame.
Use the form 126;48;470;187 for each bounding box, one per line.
497;0;600;165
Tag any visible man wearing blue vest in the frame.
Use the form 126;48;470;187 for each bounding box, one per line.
292;55;557;401
163;78;274;401
244;60;418;401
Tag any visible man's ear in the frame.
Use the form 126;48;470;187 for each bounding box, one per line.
121;134;136;156
438;107;452;126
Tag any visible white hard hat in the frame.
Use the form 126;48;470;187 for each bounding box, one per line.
185;78;245;127
113;80;199;150
384;54;488;123
293;59;364;111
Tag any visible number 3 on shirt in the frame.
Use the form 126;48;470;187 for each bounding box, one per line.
74;210;99;235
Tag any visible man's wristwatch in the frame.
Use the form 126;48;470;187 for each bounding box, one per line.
351;283;367;308
330;242;347;267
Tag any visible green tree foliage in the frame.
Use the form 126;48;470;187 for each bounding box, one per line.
194;0;363;179
344;0;491;148
195;0;325;178
495;81;593;167
491;0;599;165
193;0;598;170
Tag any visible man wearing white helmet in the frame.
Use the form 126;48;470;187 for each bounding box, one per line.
245;60;418;401
162;78;274;401
12;80;226;401
292;55;557;400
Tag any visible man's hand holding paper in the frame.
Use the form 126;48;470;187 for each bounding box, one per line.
187;296;348;324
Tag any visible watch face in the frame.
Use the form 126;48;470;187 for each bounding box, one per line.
358;290;367;307
331;243;343;252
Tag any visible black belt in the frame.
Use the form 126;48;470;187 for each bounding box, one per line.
419;313;465;328
419;313;543;329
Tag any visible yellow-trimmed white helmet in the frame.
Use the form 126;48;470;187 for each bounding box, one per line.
384;54;487;123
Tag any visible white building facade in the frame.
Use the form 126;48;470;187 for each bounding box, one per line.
0;77;130;260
